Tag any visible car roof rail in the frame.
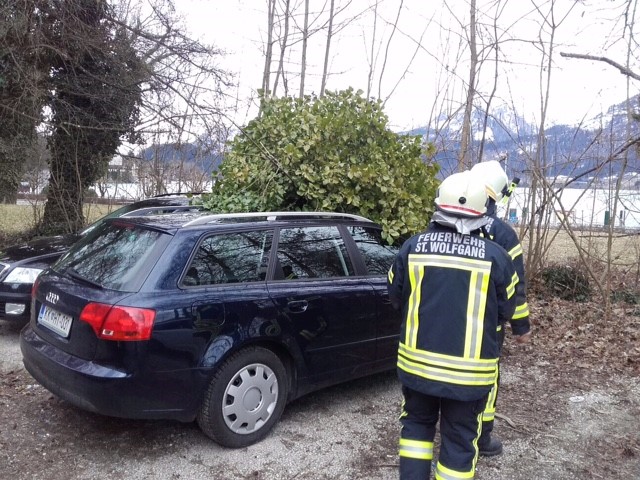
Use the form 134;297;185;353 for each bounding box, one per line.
121;205;202;217
151;192;203;198
182;211;374;227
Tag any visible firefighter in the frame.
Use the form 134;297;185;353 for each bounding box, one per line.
388;171;518;480
470;160;532;457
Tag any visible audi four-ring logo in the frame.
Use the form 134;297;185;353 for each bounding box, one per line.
46;292;59;304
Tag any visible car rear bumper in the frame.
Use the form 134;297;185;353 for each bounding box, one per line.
20;326;204;422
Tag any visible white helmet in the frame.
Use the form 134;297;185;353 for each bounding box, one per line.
470;160;509;202
434;171;488;218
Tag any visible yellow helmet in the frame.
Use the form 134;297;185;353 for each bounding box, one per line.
470;160;509;202
434;171;489;218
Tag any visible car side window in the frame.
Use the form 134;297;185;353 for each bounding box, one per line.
347;226;402;275
276;226;354;279
184;230;273;286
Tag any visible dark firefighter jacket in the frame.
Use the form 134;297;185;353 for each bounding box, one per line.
482;201;531;336
388;222;518;401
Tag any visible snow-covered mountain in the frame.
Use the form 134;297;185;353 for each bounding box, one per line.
406;96;640;185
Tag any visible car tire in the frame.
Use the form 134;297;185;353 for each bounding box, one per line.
197;346;288;448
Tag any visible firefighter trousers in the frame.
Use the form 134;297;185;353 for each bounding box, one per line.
399;386;487;480
481;327;506;439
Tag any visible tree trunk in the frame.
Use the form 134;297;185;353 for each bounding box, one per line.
41;147;86;234
320;0;335;97
366;1;377;99
378;0;403;99
299;0;309;98
273;0;291;97
262;0;276;98
458;0;478;171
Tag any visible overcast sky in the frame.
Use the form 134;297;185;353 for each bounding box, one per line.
176;0;638;132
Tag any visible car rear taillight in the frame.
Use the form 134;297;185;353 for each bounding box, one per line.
79;303;155;341
31;277;40;298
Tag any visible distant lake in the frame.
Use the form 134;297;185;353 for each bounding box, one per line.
499;187;639;230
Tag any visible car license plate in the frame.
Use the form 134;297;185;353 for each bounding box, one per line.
38;304;73;338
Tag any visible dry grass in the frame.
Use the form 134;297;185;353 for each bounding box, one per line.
520;227;640;267
521;227;639;303
0;203;115;246
0;205;38;236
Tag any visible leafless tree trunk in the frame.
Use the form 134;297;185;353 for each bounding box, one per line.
603;0;638;312
299;0;309;98
524;0;569;281
377;0;403;99
477;2;504;164
273;0;291;97
262;0;277;98
458;0;478;172
320;0;335;96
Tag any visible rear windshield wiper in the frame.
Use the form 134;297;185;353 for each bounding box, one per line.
65;268;104;289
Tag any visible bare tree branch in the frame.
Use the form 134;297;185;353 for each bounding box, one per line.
559;51;640;81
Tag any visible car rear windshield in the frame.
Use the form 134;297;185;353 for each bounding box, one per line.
54;221;170;292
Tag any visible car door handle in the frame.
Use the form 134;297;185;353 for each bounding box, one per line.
287;300;308;313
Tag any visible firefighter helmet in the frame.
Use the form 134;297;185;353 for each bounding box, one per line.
434;171;488;217
470;160;509;202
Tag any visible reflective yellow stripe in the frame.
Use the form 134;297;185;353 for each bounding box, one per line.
483;365;500;421
409;254;492;274
465;271;478;358
465;269;489;358
473;409;484;471
398;355;497;387
482;410;495;422
399;397;407;419
435;460;476;479
399;438;434;460
512;302;529;319
508;243;523;259
406;264;423;347
506;272;518;299
485;389;498;417
399;343;497;370
388;266;394;283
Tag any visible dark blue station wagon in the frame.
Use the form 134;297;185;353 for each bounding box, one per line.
20;211;403;447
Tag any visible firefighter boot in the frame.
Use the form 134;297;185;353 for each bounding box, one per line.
478;435;503;457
